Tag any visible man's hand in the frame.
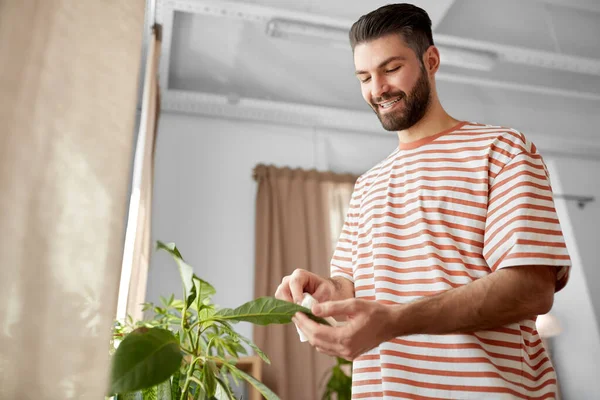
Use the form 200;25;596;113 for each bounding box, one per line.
274;269;353;304
292;298;395;360
291;265;558;360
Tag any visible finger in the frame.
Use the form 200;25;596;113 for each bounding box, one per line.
274;283;293;302
274;277;293;302
312;281;332;303
313;298;357;318
315;346;340;358
294;312;345;355
289;269;308;304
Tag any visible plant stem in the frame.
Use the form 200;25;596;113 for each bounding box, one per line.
189;320;202;331
187;330;196;353
180;286;189;334
180;357;199;400
180;346;195;355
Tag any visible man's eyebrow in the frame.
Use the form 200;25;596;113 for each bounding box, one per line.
355;56;407;75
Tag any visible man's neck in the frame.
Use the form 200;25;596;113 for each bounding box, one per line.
397;103;460;146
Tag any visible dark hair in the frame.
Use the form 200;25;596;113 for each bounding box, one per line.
349;3;434;60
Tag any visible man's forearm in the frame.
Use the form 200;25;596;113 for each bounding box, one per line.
330;276;355;301
388;265;557;337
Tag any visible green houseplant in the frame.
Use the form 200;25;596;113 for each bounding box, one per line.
322;357;352;400
107;241;329;400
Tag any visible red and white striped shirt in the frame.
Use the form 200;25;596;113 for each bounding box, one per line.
330;121;570;399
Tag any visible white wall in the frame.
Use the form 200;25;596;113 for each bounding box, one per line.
148;113;600;397
147;112;395;339
544;157;600;399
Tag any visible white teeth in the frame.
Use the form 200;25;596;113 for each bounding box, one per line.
380;98;401;109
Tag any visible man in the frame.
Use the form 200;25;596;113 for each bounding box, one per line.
275;3;571;399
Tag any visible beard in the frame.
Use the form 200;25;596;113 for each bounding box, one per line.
371;67;431;132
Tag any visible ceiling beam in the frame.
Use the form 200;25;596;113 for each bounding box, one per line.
157;0;600;77
434;33;600;76
437;72;600;101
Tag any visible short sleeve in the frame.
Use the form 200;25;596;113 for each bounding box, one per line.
483;152;570;291
330;179;363;283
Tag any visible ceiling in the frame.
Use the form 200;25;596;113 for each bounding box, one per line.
156;0;600;157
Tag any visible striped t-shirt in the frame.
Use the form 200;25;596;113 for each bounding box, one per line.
330;121;571;399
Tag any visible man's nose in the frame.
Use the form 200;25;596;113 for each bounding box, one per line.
371;76;390;101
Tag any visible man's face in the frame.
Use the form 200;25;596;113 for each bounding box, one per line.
354;34;431;131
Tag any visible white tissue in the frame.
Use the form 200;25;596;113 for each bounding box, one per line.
295;293;339;342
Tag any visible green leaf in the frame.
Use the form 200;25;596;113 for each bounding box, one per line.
216;343;226;358
170;367;182;400
228;364;280;400
328;367;352;400
155;379;172;400
188;275;217;310
141;385;157;400
188;378;205;400
322;360;352;400
198;306;216;331
214;377;236;400
238;335;270;365
193;276;216;306
118;390;144;400
108;327;183;395
223;341;247;358
214;297;330;326
156;241;195;305
203;361;217;397
156;241;183;259
121;391;143;400
171;299;186;311
337;357;352;365
222;364;240;387
218;325;269;365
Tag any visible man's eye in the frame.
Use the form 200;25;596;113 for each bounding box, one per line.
360;77;371;83
386;66;401;73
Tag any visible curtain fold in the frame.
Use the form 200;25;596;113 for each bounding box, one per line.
0;1;145;398
253;164;358;400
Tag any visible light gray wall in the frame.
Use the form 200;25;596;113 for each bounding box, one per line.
544;157;600;399
548;158;600;320
148;112;600;397
147;112;395;340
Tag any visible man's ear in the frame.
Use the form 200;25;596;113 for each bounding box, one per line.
423;45;440;75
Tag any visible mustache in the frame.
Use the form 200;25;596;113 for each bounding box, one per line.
372;91;407;106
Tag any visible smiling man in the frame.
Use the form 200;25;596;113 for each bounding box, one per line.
275;4;571;399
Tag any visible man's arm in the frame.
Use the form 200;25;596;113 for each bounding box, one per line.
389;265;557;337
293;265;557;360
329;276;355;301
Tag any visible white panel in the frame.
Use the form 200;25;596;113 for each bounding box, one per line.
436;0;556;51
168;12;366;110
544;156;600;400
225;0;457;29
549;5;600;58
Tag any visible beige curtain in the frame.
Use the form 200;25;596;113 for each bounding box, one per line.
0;1;145;399
117;24;162;322
253;164;358;400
